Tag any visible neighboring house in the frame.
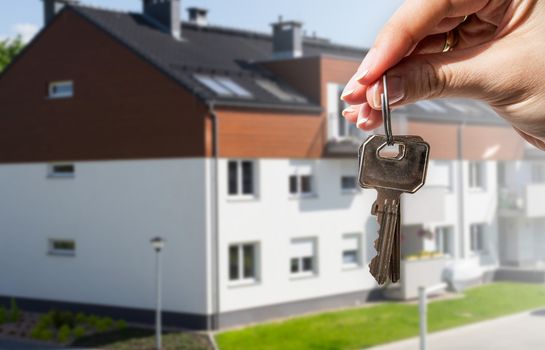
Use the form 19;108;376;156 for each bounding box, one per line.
0;0;544;330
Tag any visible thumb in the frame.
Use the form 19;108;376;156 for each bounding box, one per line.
366;46;491;109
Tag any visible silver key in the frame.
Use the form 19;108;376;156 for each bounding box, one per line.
359;134;430;285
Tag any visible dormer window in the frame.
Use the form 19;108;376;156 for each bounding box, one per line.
49;81;74;99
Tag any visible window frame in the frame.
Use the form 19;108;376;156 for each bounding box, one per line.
48;239;76;257
47;163;75;178
341;233;362;269
228;242;259;286
288;174;315;198
340;175;358;193
48;80;74;99
468;161;485;190
289;238;317;278
435;226;453;256
227;160;256;199
531;162;545;184
470;223;486;254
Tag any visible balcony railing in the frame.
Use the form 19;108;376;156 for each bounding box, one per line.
499;184;545;218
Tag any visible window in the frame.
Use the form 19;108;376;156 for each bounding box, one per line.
48;81;73;99
229;243;258;283
289;175;314;197
194;74;252;98
531;162;545;183
255;79;306;103
468;162;485;189
435;226;453;256
341;176;358;192
497;162;506;188
327;83;366;139
470;224;485;253
48;239;75;256
342;234;361;268
228;160;255;196
290;238;316;277
48;164;75;178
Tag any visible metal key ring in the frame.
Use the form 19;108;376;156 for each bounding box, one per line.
381;74;394;145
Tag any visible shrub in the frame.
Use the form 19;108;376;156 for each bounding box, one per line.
9;299;21;322
115;319;127;330
57;324;72;343
75;312;87;325
30;327;54;341
95;317;114;332
51;310;75;328
73;325;86;339
0;305;6;324
87;315;100;328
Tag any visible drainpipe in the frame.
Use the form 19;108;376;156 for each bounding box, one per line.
457;123;466;260
208;102;221;334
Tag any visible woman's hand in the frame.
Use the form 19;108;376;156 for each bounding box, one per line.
341;0;545;150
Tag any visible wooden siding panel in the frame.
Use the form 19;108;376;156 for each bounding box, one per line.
0;9;206;163
407;122;458;160
462;125;524;160
216;109;324;158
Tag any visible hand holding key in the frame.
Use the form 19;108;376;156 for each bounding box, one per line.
341;0;545;151
358;77;430;285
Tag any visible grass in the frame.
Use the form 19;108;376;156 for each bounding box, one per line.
71;327;212;350
216;283;545;350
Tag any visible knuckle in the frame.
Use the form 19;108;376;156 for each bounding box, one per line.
418;57;448;99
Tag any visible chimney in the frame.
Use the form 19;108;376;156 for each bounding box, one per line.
143;0;181;40
43;0;79;25
271;18;303;59
187;7;208;27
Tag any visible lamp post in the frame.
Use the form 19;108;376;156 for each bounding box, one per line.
150;236;165;350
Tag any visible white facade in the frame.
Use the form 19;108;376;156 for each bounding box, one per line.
0;159;213;315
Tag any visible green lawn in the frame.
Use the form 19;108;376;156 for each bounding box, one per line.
216;283;545;350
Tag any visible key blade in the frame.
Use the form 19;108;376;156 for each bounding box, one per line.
369;189;401;285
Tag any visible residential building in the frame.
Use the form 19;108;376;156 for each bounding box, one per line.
0;0;543;330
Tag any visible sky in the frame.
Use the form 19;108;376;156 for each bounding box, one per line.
0;0;403;47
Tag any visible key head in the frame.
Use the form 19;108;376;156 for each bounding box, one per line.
359;135;430;193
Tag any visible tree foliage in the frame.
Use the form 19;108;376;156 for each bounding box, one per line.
0;35;24;72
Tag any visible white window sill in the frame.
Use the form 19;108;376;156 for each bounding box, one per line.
342;264;362;271
468;187;486;193
289;272;317;280
341;189;360;195
47;174;75;179
47;95;73;100
48;251;75;257
227;279;259;288
227;194;258;202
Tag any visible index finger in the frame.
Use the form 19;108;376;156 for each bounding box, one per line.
357;0;488;85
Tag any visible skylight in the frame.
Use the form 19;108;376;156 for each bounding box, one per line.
256;79;306;103
215;77;252;98
194;74;253;98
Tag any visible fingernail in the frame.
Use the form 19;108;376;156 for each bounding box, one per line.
356;104;370;128
341;77;358;100
356;48;376;83
342;106;357;118
371;76;405;109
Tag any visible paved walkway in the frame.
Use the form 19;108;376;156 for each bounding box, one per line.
368;308;545;350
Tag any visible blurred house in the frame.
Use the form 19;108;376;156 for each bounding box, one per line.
0;0;544;330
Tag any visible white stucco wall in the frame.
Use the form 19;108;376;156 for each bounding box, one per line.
217;158;378;312
0;159;211;314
